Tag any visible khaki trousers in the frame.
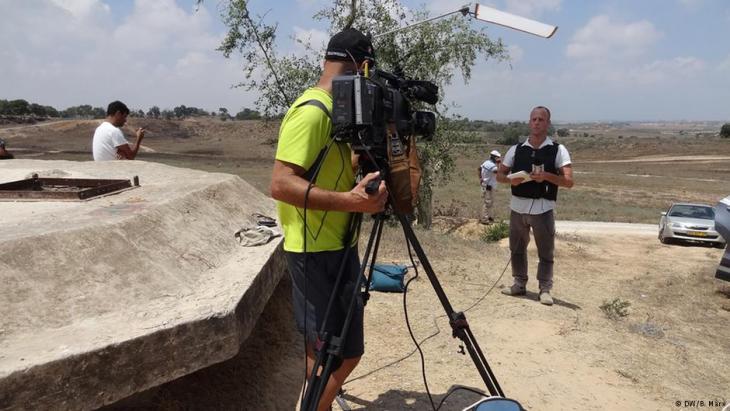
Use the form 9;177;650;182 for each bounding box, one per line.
480;187;495;222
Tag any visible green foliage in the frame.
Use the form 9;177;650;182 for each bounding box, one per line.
218;107;230;121
0;99;30;116
147;106;161;118
498;122;528;145
173;105;210;118
59;104;105;118
556;128;570;137
235;107;261;120
480;221;509;243
600;298;631;320
721;123;730;138
216;1;320;116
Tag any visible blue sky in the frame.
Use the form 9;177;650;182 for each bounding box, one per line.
1;0;729;122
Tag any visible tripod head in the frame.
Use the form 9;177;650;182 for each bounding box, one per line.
355;129;418;216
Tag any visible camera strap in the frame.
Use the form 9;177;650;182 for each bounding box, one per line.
296;99;333;182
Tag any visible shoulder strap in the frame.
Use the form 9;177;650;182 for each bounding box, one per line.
296;99;331;121
295;99;332;182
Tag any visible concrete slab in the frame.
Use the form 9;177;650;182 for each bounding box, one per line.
0;160;287;410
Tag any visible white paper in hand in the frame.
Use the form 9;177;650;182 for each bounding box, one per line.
507;170;532;183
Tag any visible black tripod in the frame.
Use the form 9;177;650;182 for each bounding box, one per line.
301;188;505;411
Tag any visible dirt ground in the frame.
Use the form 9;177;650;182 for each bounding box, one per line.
106;218;729;411
2;119;729;410
330;220;730;411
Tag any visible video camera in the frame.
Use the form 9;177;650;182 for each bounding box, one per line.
330;68;438;213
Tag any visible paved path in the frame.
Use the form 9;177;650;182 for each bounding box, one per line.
555;220;656;235
0;120;71;132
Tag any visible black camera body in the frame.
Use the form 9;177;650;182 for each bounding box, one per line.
330;69;437;214
331;69;437;151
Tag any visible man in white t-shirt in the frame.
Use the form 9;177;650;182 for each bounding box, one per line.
92;101;145;161
477;149;501;224
496;106;574;306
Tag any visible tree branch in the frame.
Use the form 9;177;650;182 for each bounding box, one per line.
243;9;292;107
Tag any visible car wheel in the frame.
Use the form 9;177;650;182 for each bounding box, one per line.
658;228;670;244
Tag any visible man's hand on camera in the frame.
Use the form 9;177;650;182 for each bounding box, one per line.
350;171;388;213
135;127;146;141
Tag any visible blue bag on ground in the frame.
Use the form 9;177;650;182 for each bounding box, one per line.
369;264;407;293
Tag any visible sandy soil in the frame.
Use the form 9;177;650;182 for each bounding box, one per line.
114;218;729;411
326;218;729;411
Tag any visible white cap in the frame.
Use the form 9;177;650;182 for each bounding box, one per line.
490;150;501;157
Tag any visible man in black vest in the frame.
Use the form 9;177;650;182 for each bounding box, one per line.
496;106;573;305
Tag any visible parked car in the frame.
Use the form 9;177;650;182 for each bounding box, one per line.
658;203;726;248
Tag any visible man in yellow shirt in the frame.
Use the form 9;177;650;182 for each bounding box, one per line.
269;28;388;411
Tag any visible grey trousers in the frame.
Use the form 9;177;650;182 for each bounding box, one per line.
509;209;555;291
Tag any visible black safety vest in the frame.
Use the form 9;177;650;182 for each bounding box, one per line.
510;141;560;201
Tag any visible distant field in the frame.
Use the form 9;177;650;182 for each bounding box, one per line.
2;118;728;224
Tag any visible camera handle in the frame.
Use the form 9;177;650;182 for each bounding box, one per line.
364;175;382;195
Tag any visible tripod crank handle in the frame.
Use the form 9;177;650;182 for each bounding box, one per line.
365;176;382;195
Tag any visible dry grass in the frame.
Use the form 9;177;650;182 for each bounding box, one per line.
4;118;729;224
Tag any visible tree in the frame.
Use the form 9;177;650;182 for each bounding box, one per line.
4;99;30;116
218;107;230;121
173;105;188;118
29;103;47;117
147;106;161;119
721;123;730;138
498;122;528;145
212;0;507;227
556;128;570;137
235;107;261;120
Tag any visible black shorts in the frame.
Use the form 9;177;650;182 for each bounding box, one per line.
285;247;364;358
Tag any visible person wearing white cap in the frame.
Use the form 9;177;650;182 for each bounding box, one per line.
478;149;501;224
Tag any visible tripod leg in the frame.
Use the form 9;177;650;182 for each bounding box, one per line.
303;213;391;411
361;215;388;297
395;213;505;397
304;216;386;411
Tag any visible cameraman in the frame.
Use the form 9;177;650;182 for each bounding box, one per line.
269;28;387;411
496;106;573;306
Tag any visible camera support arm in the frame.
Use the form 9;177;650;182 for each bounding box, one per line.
373;3;557;41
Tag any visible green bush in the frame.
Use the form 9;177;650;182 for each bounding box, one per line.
720;123;730;138
600;298;631;320
480;221;509;242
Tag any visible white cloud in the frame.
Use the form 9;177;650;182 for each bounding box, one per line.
566;15;662;61
623;56;706;84
718;55;730;72
504;0;561;18
49;0;109;19
0;0;253;111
